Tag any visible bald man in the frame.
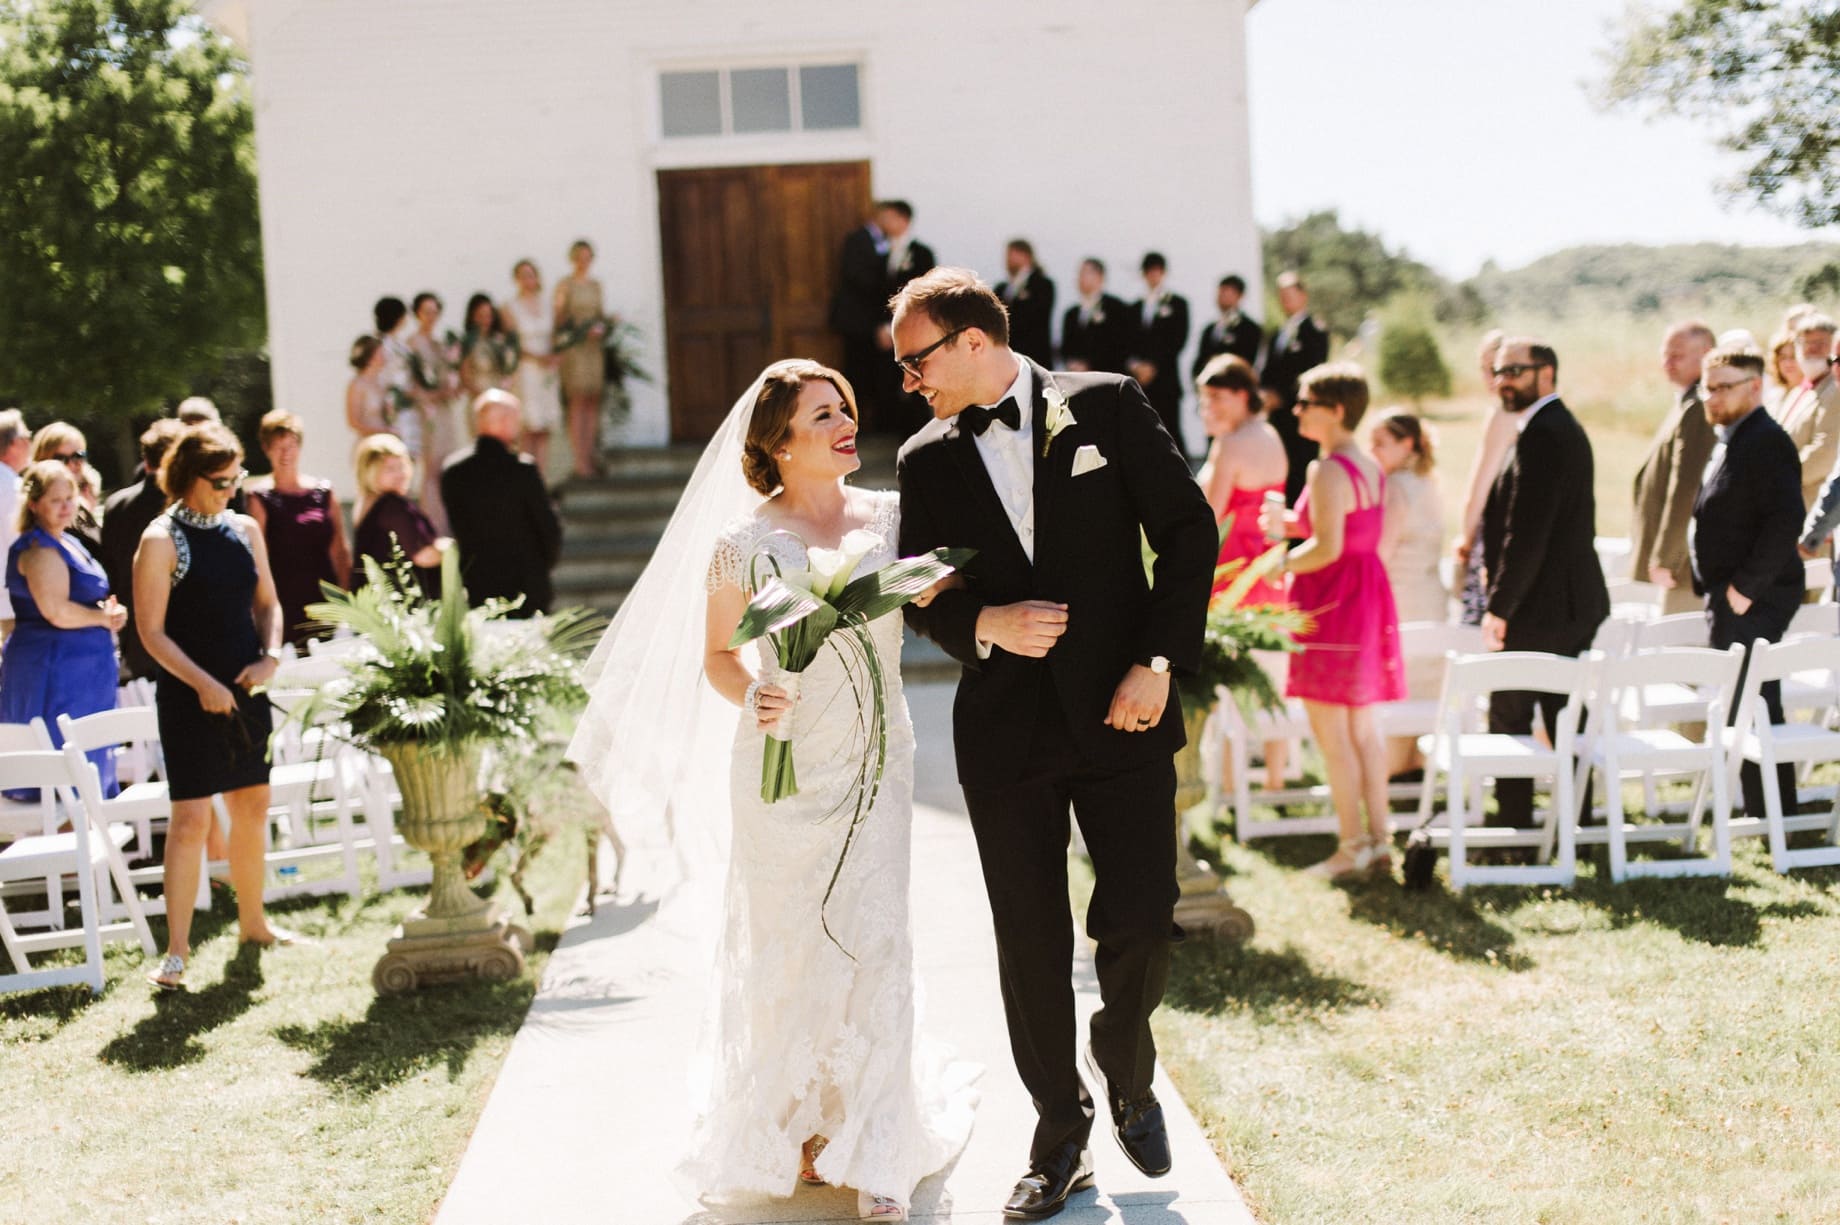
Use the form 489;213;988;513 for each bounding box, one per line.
1631;320;1717;615
439;390;562;617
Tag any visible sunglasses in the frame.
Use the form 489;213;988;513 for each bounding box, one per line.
207;469;247;491
893;327;968;379
52;451;87;463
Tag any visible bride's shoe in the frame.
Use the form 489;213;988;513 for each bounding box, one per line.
799;1135;829;1187
858;1190;907;1220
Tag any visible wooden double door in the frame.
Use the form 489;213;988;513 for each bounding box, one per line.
658;160;871;441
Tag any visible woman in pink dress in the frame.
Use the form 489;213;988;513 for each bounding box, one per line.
1261;363;1405;882
1196;353;1291;789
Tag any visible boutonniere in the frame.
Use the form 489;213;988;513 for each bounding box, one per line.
1042;386;1075;458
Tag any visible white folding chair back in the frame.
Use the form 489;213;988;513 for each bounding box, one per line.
1728;636;1840;872
1629;612;1710;653
1375;622;1486;742
57;708;170;858
1416;651;1592;889
1804;558;1833;602
0;719;57;842
1579;646;1744;881
1596;536;1634;582
1785;602;1837;641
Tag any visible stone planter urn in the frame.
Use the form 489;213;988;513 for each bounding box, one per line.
371;741;531;994
1170;701;1254;942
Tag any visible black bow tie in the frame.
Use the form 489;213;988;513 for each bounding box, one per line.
962;397;1021;436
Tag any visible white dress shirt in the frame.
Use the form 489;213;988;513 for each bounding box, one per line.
1514;392;1560;433
971;355;1036;562
0;464;19;621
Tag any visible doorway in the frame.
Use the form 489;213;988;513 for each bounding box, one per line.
657;160;871;441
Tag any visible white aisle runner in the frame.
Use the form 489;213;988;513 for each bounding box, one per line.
436;684;1254;1224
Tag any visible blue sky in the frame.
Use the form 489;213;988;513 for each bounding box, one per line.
1246;0;1840;277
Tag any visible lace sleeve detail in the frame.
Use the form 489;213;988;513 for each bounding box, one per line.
705;521;749;594
872;489;901;542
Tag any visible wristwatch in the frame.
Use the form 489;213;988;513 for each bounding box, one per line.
1146;656;1170;675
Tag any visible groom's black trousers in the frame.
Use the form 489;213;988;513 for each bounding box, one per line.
959;680;1178;1163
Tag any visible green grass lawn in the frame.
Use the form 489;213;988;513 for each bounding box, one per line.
1156;812;1840;1224
0;842;585;1224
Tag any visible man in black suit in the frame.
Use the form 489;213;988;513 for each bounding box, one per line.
892;268;1215;1218
996;238;1056;368
1128;252;1191;454
101;419;186;679
1691;344;1804;817
1191;274;1264;378
1059;258;1132;376
876;200;937;434
1480;338;1610;828
830;202;899;429
1258;271;1330;503
440;390;562;617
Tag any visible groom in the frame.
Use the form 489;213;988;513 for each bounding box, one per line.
892;268;1215;1218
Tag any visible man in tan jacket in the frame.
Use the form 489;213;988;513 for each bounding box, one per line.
1631;321;1717;615
1779;314;1840;511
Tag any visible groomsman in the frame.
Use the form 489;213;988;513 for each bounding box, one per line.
1259;271;1329;503
1128;253;1191;453
1630;321;1717;615
996;238;1057;368
828;203;897;426
876;202;939;433
1480;338;1609;830
1691;345;1802;817
1060;258;1132;375
1778;313;1840;510
1190;274;1264;379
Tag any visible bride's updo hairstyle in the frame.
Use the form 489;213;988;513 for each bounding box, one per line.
741;360;858;495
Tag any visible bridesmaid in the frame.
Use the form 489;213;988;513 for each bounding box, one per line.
459;292;519;401
247;410;351;647
554;238;609;478
346;335;392;441
1194;353;1290;790
1368;409;1447;776
408;292;463;528
1262;363;1405;882
504;259;562;477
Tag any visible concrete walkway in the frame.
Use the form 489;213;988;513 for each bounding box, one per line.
437;684;1255;1224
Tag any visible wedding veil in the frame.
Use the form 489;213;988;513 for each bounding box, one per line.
565;364;786;877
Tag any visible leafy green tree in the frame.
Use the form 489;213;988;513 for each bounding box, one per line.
1601;0;1840;228
1261;210;1486;339
0;0;264;423
1378;320;1451;406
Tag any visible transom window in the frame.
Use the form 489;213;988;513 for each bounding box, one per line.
659;63;862;139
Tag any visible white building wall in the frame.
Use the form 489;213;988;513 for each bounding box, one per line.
240;0;1261;481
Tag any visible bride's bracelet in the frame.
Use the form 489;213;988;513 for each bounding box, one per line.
743;679;763;716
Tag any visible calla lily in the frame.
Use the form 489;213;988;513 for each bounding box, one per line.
807;529;885;602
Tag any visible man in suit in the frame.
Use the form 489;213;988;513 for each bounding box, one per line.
440;390;562;617
1480;338;1610;829
1128;252;1191;454
100;419;185;679
1190;274;1264;379
1691;344;1803;817
1259;270;1330;504
1778;314;1840;511
875;200;938;434
1059;258;1132;376
1631;321;1718;615
892;268;1214;1219
997;238;1057;368
0;408;30;641
830;201;902;430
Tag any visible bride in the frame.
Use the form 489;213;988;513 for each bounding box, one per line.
568;359;977;1220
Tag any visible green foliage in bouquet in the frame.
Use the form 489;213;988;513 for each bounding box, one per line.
1176;522;1312;720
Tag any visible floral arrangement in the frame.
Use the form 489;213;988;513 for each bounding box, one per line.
1175;535;1312;719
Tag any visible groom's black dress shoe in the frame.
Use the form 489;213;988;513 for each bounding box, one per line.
1002;1141;1094;1219
1083;1043;1172;1178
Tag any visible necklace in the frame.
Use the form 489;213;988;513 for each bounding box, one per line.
170;504;227;529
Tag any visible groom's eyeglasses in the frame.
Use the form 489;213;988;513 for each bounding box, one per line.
893;327;968;379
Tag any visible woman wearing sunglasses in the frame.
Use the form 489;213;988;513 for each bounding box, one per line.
134;422;293;990
29;421;103;557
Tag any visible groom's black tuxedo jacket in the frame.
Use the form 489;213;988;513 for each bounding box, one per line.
897;357;1216;788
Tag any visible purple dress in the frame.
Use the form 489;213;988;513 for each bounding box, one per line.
1285;453;1406;706
252;483;339;647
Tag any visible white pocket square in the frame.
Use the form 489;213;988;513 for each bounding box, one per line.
1070;444;1108;476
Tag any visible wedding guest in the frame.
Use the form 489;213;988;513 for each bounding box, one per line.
1631;321;1717;615
101;419;186;680
1261;364;1404;881
1196;353;1290;790
995;238;1056;368
1765;326;1801;417
1059;258;1131;375
352;433;448;597
1369;409;1446;778
373;295;426;493
829;203;901;428
1778;314;1840;511
1129;252;1191;451
1258;271;1330;504
504;259;562;476
175;396;220;425
407;291;462;529
459;292;519;400
30;422;102;556
554;239;608;479
247;410;351;647
0;460;127;792
1452;329;1511;625
0;409;31;639
874;201;937;434
1191;274;1264;378
137;422;291;990
441;391;562;616
346;334;392;441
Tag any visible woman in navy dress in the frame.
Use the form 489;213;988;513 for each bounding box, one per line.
0;460;127;790
134;423;290;990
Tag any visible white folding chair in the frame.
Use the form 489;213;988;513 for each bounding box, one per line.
0;751;155;996
1416;652;1592;889
1376;622;1486;741
1628;612;1710;653
1804;558;1834;603
0;718;58;841
1215;689;1333;841
1596;536;1634;582
1577;646;1744;881
1726;636;1840;873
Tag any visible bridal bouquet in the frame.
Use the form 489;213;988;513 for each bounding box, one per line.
728;530;972;953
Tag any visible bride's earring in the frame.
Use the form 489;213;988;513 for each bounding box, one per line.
778;451;791;460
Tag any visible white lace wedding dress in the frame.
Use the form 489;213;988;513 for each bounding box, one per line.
680;489;979;1208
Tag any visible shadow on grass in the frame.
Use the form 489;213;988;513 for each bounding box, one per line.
1166;939;1381;1021
0;979;96;1035
273;976;536;1095
98;942;264;1072
1344;885;1535;970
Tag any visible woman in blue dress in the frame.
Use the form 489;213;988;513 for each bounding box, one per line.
0;459;127;791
